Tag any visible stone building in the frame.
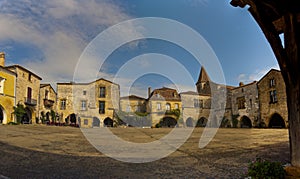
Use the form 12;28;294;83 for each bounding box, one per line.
0;52;16;124
56;78;120;128
38;84;57;123
180;91;211;127
194;67;233;127
257;69;287;128
4;54;42;124
120;95;146;113
147;87;182;127
231;81;260;127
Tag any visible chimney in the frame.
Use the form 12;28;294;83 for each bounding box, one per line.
0;52;5;67
148;87;151;98
239;82;244;87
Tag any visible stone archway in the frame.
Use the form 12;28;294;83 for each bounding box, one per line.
240;116;252;128
186;117;194;127
161;117;177;128
93;117;100;127
0;105;6;124
21;107;32;124
196;117;207;127
269;113;286;128
104;117;113;127
69;113;77;124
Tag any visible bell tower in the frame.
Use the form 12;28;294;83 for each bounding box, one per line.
196;66;211;95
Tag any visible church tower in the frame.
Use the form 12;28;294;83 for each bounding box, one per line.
196;66;211;95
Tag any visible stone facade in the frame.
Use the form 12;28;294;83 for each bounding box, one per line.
56;78;120;127
180;91;211;127
147;87;182;127
120;95;146;113
0;65;16;124
5;65;42;124
38;84;57;123
231;81;260;127
257;69;288;128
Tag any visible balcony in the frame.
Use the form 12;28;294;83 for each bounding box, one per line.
44;99;54;108
24;97;37;106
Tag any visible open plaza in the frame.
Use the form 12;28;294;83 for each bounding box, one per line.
0;125;289;178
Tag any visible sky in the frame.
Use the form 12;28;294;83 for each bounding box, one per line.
0;0;280;98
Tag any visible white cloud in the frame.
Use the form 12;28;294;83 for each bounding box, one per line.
237;64;280;84
0;0;135;86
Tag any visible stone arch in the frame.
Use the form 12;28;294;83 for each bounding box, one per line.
93;117;100;127
0;105;6;124
196;117;207;127
240;116;252;128
68;113;77;124
161;117;177;128
104;117;113;127
268;113;286;128
21;107;32;124
186;117;194;127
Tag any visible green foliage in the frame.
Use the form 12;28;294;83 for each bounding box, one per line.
50;110;56;122
13;104;26;124
232;114;239;128
165;109;181;119
40;111;45;123
247;158;285;179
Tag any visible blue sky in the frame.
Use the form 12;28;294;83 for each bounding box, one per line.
0;0;279;97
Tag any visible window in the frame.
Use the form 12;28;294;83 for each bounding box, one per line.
84;119;88;125
270;78;276;87
83;90;87;95
60;99;66;110
81;101;87;111
0;78;5;94
157;103;161;110
45;90;49;99
99;101;105;114
99;87;106;98
270;90;278;103
28;74;32;81
174;103;179;109
27;87;32;99
237;97;246;109
126;105;131;112
166;103;171;111
136;106;141;112
194;99;203;108
194;99;199;108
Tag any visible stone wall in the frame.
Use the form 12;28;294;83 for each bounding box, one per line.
56;79;120;127
6;66;41;123
39;84;57;123
231;82;260;127
0;67;16;124
257;69;288;127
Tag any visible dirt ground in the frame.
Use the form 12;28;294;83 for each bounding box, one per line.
0;125;290;178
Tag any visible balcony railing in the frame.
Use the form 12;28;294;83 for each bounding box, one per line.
24;97;37;106
44;99;54;108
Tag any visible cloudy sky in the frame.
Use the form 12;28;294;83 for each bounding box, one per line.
0;0;279;97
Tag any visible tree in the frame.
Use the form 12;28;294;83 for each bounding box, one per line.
13;104;26;124
231;0;300;168
50;110;56;123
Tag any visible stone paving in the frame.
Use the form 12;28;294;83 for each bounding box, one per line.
0;125;289;178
